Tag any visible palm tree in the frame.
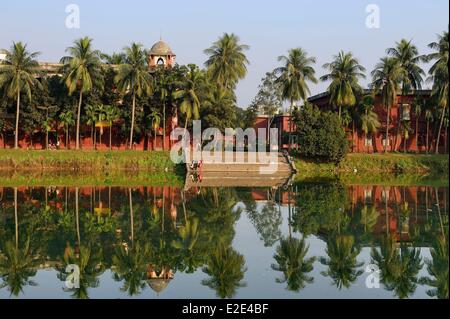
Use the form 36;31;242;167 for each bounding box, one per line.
171;217;201;273
59;110;75;149
411;98;424;152
172;65;204;138
357;95;380;153
112;241;152;296
0;42;41;149
155;71;172;150
104;104;120;150
85;104;98;149
275;48;317;150
204;33;249;91
202;244;247;298
58;244;104;299
371;57;406;152
0;240;37;297
115;43;153;149
371;234;423;299
319;235;364;289
426;30;449;154
149;110;161;150
399;119;411;153
60;37;104;150
423;100;435;154
419;232;448;299
271;236;315;292
320;51;366;120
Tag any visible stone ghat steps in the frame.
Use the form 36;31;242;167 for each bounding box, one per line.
187;152;294;173
184;171;294;189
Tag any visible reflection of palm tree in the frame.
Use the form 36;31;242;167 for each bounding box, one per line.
319;235;364;289
58;244;104;299
0;240;37;297
172;217;201;273
112;241;152;296
271;236;315;292
202;244;246;298
420;232;448;299
371;234;423;299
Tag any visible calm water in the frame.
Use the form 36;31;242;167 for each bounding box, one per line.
0;182;448;299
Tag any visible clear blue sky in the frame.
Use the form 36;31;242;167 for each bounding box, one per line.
1;0;448;108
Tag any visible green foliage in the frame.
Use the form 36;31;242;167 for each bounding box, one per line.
292;103;349;163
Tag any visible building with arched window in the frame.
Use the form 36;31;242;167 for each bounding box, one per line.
148;40;176;68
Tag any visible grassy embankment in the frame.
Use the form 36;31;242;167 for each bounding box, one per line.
0;149;184;186
294;153;449;187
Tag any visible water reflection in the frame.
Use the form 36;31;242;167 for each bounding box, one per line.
0;182;448;299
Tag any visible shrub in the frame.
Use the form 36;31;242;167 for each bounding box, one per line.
292;103;348;163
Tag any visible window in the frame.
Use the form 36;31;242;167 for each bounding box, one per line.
382;138;390;147
365;135;373;146
381;189;390;202
364;189;372;201
400;104;411;121
157;57;165;65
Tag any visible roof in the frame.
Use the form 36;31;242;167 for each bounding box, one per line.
308;89;432;102
149;40;175;56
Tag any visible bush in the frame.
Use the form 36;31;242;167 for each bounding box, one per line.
292;103;348;163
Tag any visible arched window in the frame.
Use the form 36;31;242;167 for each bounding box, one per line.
157;57;165;65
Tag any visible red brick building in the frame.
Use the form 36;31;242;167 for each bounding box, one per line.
254;90;448;153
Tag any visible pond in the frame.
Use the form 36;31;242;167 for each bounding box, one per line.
0;180;448;299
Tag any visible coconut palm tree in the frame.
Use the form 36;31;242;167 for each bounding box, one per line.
202;244;247;298
419;231;448;299
275;48;317;150
371;234;423;299
57;244;104;299
149;110;161;150
0;42;41;149
114;43;153;149
320;51;366;120
0;240;37;297
204;33;249;91
59;110;75;149
155;71;173;150
371;57;406;152
85;104;98;149
411;98;424;152
171;217;201;273
387;39;425;95
423;100;435;154
399;119;412;153
172;65;204;137
60;37;104;150
112;241;152;296
319;234;364;289
271;236;315;292
357;95;380;153
426;30;449;154
104;104;120;150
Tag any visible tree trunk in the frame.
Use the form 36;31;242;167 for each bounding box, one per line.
75;187;80;245
415;117;419;153
154;125;157;150
109;123;112;151
384;104;391;153
14;91;20;149
93;125;96;150
66;124;69;149
76;91;83;150
426;120;430;154
129;188;134;246
162;100;166;150
46;129;49;150
14;187;18;249
129;93;136;150
288;101;294;152
435;106;446;154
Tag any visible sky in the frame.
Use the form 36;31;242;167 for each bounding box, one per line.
0;0;448;108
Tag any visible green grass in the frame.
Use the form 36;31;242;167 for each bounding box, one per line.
295;153;449;175
0;149;182;172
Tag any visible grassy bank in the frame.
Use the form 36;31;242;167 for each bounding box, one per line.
0;149;181;172
295;153;448;175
